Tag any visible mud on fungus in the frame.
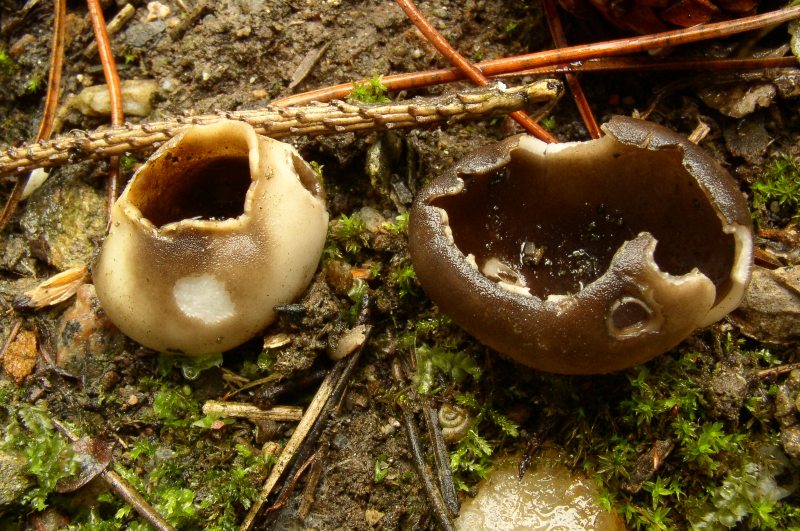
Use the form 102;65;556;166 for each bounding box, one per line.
409;116;753;374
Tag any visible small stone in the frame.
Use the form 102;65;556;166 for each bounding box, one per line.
380;417;400;436
731;266;800;345
329;324;368;360
707;364;749;421
365;508;385;526
0;450;31;506
100;370;120;391
146;1;171;21
781;425;800;460
775;383;797;427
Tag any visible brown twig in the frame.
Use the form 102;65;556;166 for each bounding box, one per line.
36;0;66;142
756;361;800;379
394;0;556;142
499;55;798;76
50;418;176;531
422;403;459;516
392;359;455;531
542;0;601;139
0;0;65;232
274;5;800;106
0;81;561;177
86;0;123;211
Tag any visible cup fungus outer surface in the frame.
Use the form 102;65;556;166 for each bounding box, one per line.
409;116;753;374
93;120;328;356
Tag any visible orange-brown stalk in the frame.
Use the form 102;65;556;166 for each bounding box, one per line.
542;0;601;139
86;0;124;211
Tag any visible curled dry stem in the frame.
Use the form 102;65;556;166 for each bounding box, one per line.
0;81;561;178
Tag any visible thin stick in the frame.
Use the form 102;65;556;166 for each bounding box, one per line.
423;403;459;516
0;81;561;177
86;0;123;211
258;331;370;527
756;361;800;379
274;5;800;106
501;55;798;76
0;319;23;362
542;0;601;139
0;0;65;232
51;419;176;531
239;363;341;530
36;0;66;142
394;0;556;143
392;360;455;531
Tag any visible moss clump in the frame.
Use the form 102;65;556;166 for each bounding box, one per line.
752;153;800;226
0;404;78;511
347;75;391;104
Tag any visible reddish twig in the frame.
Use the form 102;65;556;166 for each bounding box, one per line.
498;55;798;76
274;5;800;106
36;0;66;142
0;0;66;232
86;0;123;211
394;0;557;142
542;0;601;139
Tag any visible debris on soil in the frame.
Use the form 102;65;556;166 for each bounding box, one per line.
730;266;800;345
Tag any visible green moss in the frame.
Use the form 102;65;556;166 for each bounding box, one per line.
348;74;391;104
752;153;800;225
0;404;79;510
152;385;200;428
328;212;369;256
415;345;481;395
382;211;409;235
0;48;14;75
25;75;44;94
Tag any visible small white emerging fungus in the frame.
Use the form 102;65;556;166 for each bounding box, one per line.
94;120;328;355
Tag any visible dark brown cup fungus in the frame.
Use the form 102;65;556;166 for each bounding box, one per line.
94;120;328;356
409;116;753;374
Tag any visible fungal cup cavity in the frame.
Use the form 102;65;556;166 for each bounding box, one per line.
409;116;753;374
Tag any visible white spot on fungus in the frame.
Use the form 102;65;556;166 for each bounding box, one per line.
173;274;235;324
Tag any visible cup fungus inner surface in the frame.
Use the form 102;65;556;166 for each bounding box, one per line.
409;116;752;374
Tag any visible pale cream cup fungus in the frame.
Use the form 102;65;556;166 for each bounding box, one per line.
94;120;328;356
409;116;753;374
